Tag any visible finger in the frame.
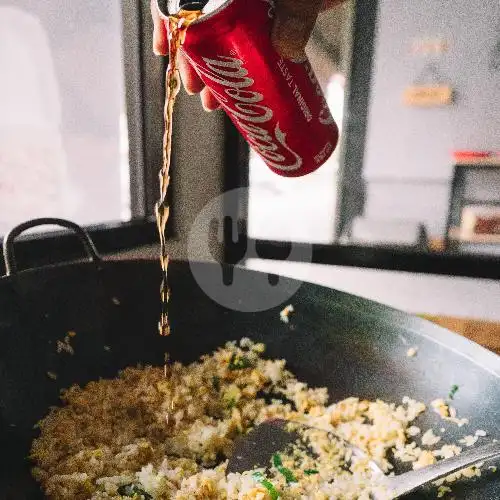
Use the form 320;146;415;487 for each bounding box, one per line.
272;0;324;60
321;0;347;11
151;0;168;55
200;87;221;112
179;51;206;95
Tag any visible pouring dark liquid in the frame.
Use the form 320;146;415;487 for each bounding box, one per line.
156;8;202;336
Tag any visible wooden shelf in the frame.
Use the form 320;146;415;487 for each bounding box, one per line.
448;227;500;244
455;157;500;167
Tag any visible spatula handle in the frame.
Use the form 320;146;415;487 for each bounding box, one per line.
384;441;500;498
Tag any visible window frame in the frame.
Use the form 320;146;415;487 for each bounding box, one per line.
214;0;500;280
1;0;499;281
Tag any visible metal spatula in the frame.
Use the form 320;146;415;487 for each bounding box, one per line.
227;419;500;499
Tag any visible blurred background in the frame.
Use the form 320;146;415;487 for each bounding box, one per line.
0;0;129;234
0;0;499;329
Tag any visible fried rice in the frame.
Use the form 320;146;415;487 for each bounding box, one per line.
30;339;484;499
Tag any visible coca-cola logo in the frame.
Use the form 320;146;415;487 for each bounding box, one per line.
185;53;303;172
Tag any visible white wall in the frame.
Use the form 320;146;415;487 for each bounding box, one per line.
362;0;500;237
0;0;128;235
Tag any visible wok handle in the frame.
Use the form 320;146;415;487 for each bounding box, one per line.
3;218;101;276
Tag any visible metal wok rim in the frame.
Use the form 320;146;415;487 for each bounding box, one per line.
2;257;499;378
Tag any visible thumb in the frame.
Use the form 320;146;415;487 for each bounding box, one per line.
271;0;324;60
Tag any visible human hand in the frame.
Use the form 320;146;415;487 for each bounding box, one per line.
151;0;346;111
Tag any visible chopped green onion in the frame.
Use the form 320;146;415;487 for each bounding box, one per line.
117;484;153;499
279;467;297;484
252;472;280;500
228;353;253;370
226;398;237;409
272;453;283;468
304;469;319;475
272;453;297;483
261;479;280;499
448;384;459;400
212;376;221;392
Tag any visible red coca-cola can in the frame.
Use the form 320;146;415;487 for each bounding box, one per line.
160;0;339;177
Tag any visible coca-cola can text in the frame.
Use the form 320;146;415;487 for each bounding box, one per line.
160;0;339;177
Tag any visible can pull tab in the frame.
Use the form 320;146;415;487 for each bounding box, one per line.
162;0;220;17
179;0;209;10
162;0;208;15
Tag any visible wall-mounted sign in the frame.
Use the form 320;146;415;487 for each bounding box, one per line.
403;62;454;107
411;38;449;55
403;85;454;107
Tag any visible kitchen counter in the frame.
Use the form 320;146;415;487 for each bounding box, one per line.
423;315;500;355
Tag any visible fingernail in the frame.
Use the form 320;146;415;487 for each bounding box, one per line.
272;41;307;61
202;102;221;112
287;52;308;63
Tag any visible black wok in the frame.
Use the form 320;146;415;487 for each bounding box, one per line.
0;219;499;499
